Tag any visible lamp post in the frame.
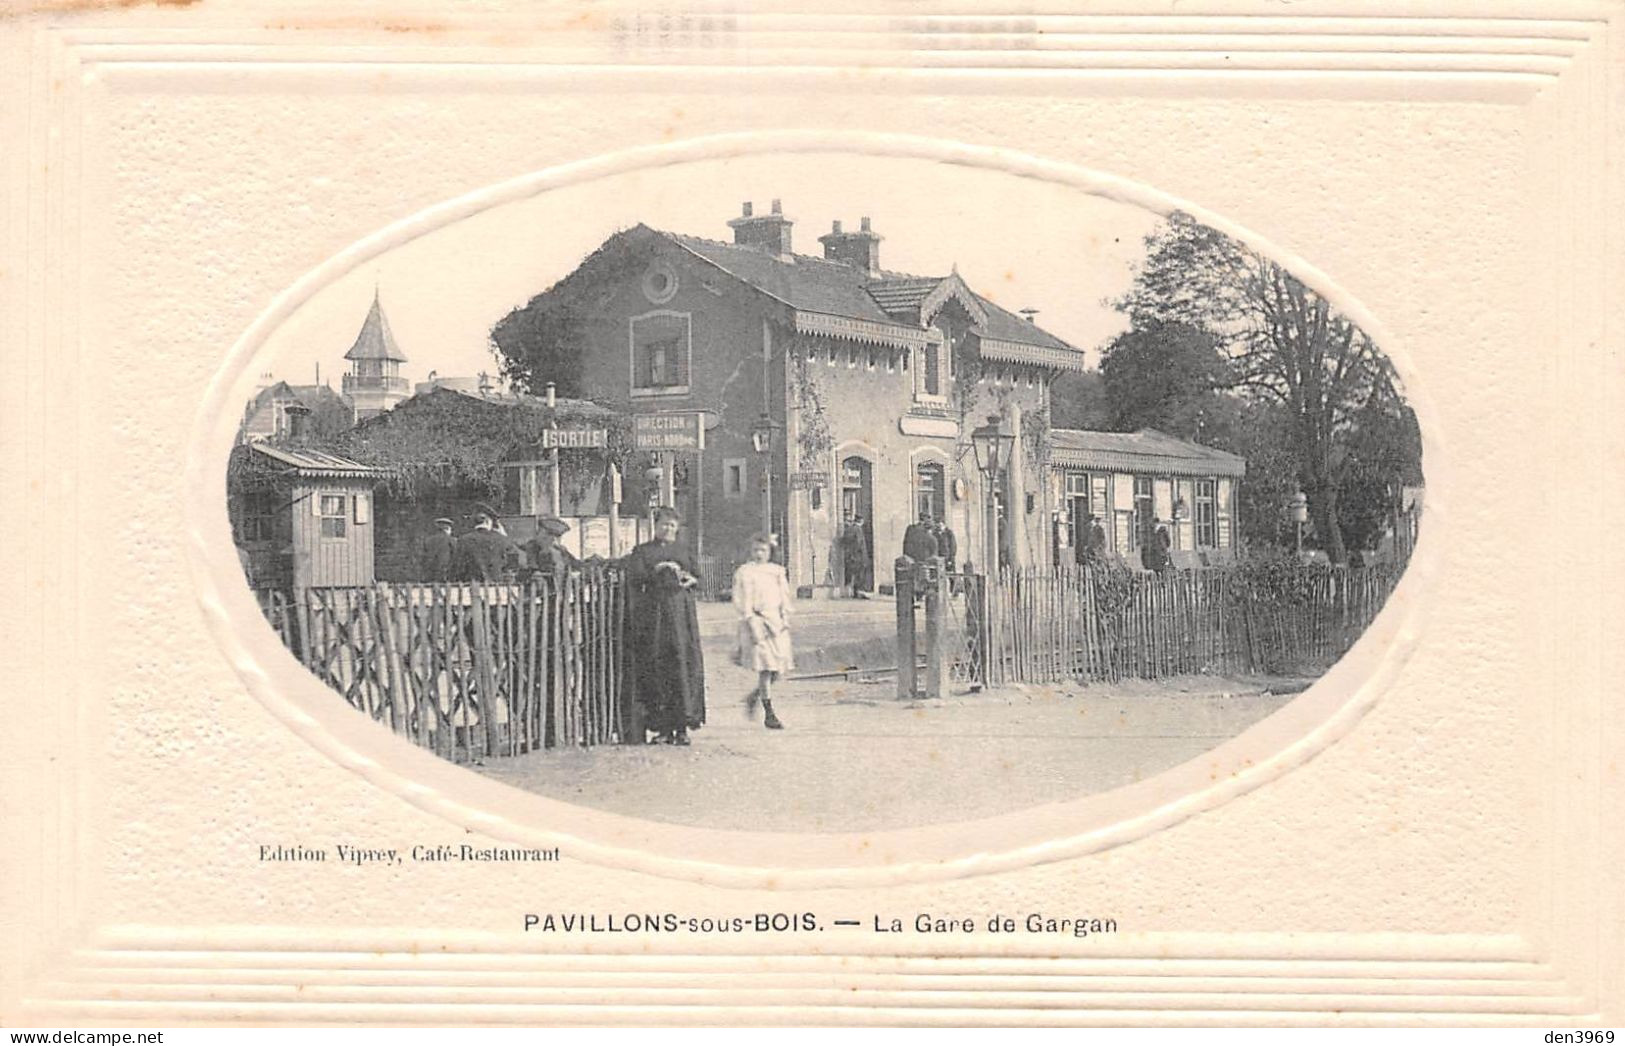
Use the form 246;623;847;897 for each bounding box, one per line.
644;463;664;526
1289;490;1309;561
970;414;1015;573
751;412;777;541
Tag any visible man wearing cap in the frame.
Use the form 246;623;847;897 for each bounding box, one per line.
421;517;457;582
453;503;517;582
524;516;580;577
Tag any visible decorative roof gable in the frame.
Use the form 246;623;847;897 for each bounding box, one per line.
918;272;989;328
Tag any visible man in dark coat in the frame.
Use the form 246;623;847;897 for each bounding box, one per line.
933;519;958;570
523;516;580;577
453;503;517;582
840;516;871;597
902;516;939;563
1074;514;1106;566
1141;522;1173;573
623;507;706;745
421;517;456;581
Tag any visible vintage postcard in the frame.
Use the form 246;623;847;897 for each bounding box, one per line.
2;0;1620;1028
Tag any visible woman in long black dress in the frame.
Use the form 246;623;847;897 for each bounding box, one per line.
624;507;707;745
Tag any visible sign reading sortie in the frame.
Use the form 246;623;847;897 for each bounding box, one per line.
632;412;705;452
538;428;608;450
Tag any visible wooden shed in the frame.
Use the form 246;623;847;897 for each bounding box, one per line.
229;443;389;589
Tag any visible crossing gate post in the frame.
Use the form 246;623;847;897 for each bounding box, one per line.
894;556;917;700
922;556;949;699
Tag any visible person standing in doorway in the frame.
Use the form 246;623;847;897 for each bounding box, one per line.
933;517;958;572
840;515;871;598
1142;521;1173;573
732;533;794;731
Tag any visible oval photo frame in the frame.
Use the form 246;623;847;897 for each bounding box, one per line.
188;131;1441;889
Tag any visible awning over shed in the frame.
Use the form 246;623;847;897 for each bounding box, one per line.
249;443;389;480
1050;428;1246;478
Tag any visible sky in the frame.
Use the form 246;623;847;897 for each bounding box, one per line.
254;154;1166;392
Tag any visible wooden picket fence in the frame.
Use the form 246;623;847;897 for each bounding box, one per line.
964;563;1403;688
256;570;627;763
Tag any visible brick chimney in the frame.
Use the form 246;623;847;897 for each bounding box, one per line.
727;199;794;259
818;216;882;275
284;402;311;443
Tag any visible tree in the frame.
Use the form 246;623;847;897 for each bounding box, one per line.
1335;394;1422;555
1099;320;1231;436
1114;212;1420;563
1049;369;1111;430
489;230;649;400
490;300;588;400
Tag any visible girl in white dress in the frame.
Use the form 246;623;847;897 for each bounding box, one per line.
732;533;794;730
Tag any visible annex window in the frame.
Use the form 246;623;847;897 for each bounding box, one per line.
630;312;692;396
1195;478;1217;548
317;493;348;539
1132;475;1154;549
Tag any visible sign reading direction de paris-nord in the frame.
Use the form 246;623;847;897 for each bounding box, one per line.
633;412;705;452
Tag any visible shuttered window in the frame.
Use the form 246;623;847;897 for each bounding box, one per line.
630;312;692;396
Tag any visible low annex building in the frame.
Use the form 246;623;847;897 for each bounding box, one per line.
516;200;1090;592
1049;427;1247;569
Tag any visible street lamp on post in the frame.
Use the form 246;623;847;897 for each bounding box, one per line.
1289;491;1309;561
751;412;777;542
970;414;1015;573
644;463;664;519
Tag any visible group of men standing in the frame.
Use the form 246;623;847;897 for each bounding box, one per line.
419;503;580;583
838;513;960;598
901;515;958;570
1066;512;1174;573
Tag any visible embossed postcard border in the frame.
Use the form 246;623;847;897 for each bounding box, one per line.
1;0;1620;1026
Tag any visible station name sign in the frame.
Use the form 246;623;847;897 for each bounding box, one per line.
633;412;705;452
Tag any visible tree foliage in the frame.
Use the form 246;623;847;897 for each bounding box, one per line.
328;389;629;502
1099;320;1231;436
1112;212;1421;562
789;351;835;473
490;302;589;400
1049;369;1111;430
489;232;648;401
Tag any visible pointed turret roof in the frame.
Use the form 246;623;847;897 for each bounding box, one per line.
343;291;408;363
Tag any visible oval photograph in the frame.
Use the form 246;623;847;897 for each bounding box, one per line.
225;154;1422;835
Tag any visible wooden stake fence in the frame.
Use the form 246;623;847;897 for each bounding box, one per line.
255;570;627;763
954;564;1404;690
